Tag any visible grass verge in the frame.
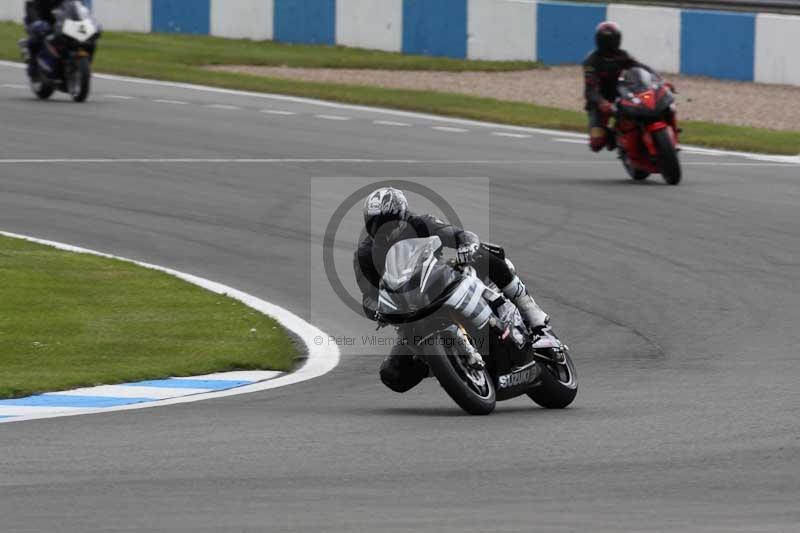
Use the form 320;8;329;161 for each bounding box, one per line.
0;22;797;154
0;235;297;399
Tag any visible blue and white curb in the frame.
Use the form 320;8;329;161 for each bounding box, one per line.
0;230;341;424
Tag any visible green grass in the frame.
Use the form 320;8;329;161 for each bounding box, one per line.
13;24;539;72
1;22;798;154
0;235;297;399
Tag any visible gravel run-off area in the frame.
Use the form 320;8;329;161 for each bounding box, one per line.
209;65;800;132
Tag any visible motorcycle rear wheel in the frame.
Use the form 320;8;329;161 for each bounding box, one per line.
30;69;54;100
425;344;496;415
68;56;91;103
527;352;578;409
653;128;681;185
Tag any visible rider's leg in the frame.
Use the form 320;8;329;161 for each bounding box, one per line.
379;341;428;393
588;108;611;152
25;21;50;77
474;248;549;330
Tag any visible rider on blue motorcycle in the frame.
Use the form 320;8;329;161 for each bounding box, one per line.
354;187;561;393
23;0;65;76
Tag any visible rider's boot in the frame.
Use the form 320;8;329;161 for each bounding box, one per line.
501;276;562;350
379;347;428;393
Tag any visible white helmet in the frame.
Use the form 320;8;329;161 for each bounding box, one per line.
363;187;408;237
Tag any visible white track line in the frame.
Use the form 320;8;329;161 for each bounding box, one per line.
103;94;135;100
261;109;296;115
152;99;189;105
204;103;241;110
315;114;351;121
374;120;410;127
552;138;586;144
0;231;340;424
492;132;531;139
0;60;796;164
2;83;27;89
432;126;469;133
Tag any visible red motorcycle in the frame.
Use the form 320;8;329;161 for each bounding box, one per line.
614;67;681;185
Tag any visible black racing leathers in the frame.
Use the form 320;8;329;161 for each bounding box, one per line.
583;49;648;111
354;213;512;321
24;0;63;26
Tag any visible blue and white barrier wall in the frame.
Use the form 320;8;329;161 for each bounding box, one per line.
2;1;800;86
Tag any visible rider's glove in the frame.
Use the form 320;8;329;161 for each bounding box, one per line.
598;99;614;114
457;242;479;265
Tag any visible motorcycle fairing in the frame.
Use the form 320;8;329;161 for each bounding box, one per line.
379;237;463;324
62;19;98;43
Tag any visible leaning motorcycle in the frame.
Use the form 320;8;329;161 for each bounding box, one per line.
20;1;100;102
377;236;578;415
614;67;681;185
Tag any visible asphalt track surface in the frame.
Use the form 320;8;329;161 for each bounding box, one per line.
1;63;799;532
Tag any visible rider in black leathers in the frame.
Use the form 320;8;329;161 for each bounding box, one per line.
354;187;559;393
584;21;652;152
23;0;65;75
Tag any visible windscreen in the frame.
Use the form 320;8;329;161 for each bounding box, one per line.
63;1;91;21
619;67;656;94
383;236;441;291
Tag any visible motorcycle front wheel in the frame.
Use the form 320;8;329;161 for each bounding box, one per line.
68;56;91;103
527;351;578;409
622;153;650;181
653;128;681;185
425;339;496;415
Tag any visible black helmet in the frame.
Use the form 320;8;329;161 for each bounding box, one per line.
363;187;409;237
595;21;622;53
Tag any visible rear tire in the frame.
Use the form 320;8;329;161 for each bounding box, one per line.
425;341;496;415
30;67;54;100
652;128;681;185
527;352;578;409
69;56;91;103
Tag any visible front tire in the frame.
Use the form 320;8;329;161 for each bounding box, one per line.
652;128;681;185
621;152;650;181
68;56;91;103
425;340;496;415
527;352;578;409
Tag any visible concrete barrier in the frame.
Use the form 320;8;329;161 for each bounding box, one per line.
607;4;681;74
3;0;800;86
274;0;336;46
755;14;800;85
467;0;537;61
681;9;755;80
92;0;151;33
336;0;402;52
211;0;273;41
0;0;24;24
537;1;605;65
403;0;467;59
152;0;210;35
